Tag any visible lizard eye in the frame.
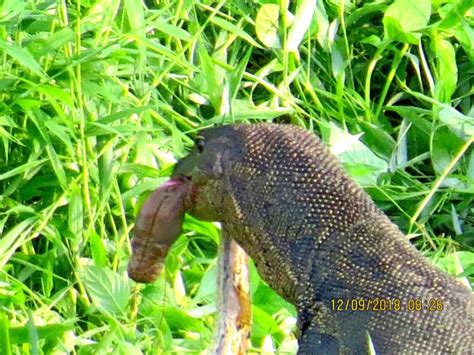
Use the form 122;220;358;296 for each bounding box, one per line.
195;136;205;153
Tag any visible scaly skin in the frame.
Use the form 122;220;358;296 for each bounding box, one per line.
172;123;474;354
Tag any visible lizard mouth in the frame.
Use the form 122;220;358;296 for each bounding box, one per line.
168;174;191;184
170;174;200;209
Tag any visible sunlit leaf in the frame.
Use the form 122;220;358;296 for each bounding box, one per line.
383;0;431;43
433;38;457;103
255;4;294;48
287;0;317;51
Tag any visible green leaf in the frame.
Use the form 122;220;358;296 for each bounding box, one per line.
154;21;191;41
433;38;457;103
89;231;108;267
29;28;75;58
287;0;317;51
26;109;68;189
45;142;68;189
119;163;161;178
46;27;75;50
82;265;130;317
383;17;420;44
323;122;388;186
124;0;145;35
455;23;474;63
431;126;464;176
194;264;217;303
331;39;346;79
438;0;473;31
44;120;75;157
0;160;47;181
387;106;432;137
210;17;262;49
9;322;75;345
0;0;28;22
251;306;282;339
436;251;474;284
197;43;221;111
253;283;295;316
0;39;46;79
255;4;293;49
162;307;208;333
438;105;474;140
68;185;83;239
26;311;39;355
383;0;431;43
36;85;75;110
0;312;11;355
228;47;252;105
358;121;396;158
98;139;114;203
0;218;36;269
208;100;292;123
313;0;330;50
467;150;474;181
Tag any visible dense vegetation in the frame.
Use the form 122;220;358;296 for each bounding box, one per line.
0;0;472;353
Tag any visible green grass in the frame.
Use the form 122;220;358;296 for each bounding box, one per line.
0;0;473;353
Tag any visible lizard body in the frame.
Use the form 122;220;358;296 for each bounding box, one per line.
172;123;473;354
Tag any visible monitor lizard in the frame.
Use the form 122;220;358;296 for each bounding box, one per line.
134;123;474;354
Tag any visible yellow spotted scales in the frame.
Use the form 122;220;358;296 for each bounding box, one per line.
172;123;473;354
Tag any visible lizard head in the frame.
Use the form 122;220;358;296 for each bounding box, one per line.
172;125;246;221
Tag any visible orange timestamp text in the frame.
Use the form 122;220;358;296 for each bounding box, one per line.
330;298;444;312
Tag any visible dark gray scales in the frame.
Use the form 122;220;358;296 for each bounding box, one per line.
172;123;474;354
